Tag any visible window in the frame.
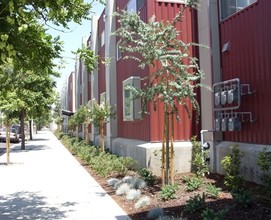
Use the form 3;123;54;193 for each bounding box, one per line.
125;0;145;12
220;0;257;20
100;92;106;104
116;41;122;60
98;31;105;50
122;76;142;121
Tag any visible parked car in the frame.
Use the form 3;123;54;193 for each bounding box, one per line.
11;124;22;138
0;128;20;143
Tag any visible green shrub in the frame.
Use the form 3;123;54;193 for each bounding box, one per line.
160;184;179;201
185;176;203;192
201;208;228;220
185;193;205;213
231;188;253;208
139;168;156;186
221;145;244;191
257;147;271;192
205;183;221;198
191;136;210;177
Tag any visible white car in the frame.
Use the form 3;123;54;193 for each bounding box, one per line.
0;128;20;143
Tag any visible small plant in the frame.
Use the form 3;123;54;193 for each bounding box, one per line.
186;177;203;192
139;168;156;186
123;176;146;189
191;136;210;177
185;193;206;213
205;183;221;198
201;208;228;220
134;196;151;209
107;178;119;187
126;189;141;200
181;175;190;183
147;207;165;219
231;188;253;208
160;184;179;201
257;147;271;193
221;145;244;191
116;183;131;195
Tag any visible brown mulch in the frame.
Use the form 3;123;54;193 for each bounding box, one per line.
67;148;271;220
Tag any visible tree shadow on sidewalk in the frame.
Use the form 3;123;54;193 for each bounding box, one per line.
0;191;77;220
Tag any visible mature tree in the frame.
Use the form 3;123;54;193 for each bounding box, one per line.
115;0;208;185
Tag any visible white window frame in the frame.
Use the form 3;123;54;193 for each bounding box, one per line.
122;76;142;121
220;0;257;20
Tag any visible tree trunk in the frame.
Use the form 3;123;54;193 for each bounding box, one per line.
170;112;175;184
162;110;166;187
29;120;33;140
6;123;10;165
165;105;170;185
100;121;104;152
85;123;89;145
20;109;26;150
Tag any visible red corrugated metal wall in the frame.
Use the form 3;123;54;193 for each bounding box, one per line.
219;0;271;144
115;1;199;142
116;1;151;141
148;1;199;142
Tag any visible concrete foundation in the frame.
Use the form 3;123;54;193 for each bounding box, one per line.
215;141;271;184
111;138;193;176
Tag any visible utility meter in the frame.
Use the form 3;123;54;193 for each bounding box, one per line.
228;88;239;104
214;92;221;106
228;117;241;131
215;118;221;131
221;118;228;131
221;90;228;105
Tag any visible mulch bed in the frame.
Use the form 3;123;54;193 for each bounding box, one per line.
65;145;271;220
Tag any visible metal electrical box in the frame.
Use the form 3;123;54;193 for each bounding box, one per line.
215;92;221;106
228;117;241;131
221;118;228;131
215;118;221;131
228;88;239;104
221;91;228;105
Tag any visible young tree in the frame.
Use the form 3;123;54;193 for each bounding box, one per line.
91;100;115;152
72;104;92;144
115;0;208;185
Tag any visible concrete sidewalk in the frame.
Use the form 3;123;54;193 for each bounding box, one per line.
0;129;131;220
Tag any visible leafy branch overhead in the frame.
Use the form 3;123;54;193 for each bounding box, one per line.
115;8;209;122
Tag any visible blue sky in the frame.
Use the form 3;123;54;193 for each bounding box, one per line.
47;1;104;93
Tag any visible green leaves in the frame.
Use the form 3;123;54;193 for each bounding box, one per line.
74;47;99;73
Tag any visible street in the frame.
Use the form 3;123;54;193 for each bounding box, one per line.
0;142;15;156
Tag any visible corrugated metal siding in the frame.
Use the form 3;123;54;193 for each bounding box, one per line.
219;0;271;144
114;0;198;142
116;1;151;141
149;1;198;141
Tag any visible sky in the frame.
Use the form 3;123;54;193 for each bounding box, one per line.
47;1;104;93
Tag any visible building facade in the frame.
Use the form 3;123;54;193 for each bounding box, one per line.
62;0;271;182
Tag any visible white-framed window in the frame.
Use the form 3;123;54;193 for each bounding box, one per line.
100;92;106;104
220;0;257;20
125;0;145;12
116;41;122;61
122;76;142;121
